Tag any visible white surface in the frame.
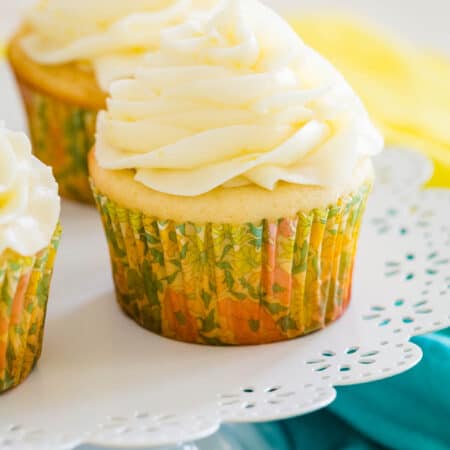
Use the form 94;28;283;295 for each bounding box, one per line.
0;148;448;450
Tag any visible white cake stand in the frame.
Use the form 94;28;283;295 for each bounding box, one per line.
0;148;448;450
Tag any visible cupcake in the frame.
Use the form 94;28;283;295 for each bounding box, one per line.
0;124;61;393
7;0;216;203
90;0;383;345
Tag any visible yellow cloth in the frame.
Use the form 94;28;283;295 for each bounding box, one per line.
290;14;450;187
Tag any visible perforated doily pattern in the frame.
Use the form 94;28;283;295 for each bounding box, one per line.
1;150;449;450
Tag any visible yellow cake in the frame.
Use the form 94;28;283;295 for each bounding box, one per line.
89;151;373;224
8;29;105;109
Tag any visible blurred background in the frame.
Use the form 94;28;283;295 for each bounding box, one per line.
2;0;450;51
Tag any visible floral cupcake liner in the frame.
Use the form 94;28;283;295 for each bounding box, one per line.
92;184;371;345
0;225;61;393
15;79;97;204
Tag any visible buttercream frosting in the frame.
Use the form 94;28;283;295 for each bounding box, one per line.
21;0;217;90
96;0;383;195
0;124;60;255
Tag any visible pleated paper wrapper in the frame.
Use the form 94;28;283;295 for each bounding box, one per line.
14;78;97;204
0;226;61;393
93;185;370;345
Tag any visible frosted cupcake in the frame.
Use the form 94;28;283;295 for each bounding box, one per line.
90;0;383;345
0;124;61;393
8;0;216;203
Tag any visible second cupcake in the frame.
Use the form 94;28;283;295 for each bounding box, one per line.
90;0;383;345
0;123;61;393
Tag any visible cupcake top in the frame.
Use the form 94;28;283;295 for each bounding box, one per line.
20;0;217;91
96;0;383;197
0;124;60;256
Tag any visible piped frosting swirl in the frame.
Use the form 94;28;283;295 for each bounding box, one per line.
0;124;60;255
96;0;383;196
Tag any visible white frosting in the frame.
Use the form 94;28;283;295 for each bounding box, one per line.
96;0;383;196
21;0;218;91
0;124;60;256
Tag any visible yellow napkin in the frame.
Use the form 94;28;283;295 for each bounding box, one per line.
290;14;450;188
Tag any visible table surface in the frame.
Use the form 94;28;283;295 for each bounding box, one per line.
0;1;448;449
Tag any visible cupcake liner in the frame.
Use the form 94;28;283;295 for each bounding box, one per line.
92;184;370;345
0;225;61;393
15;79;97;204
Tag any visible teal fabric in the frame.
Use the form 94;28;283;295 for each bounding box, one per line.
79;330;450;450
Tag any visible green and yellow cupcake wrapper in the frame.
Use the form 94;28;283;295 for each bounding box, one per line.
0;226;61;393
93;184;370;346
15;80;97;204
